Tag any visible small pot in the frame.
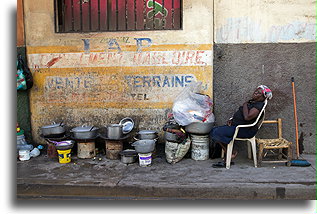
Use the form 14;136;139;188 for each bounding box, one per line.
119;149;137;164
164;131;179;142
106;124;123;139
71;126;99;139
41;122;65;137
136;130;158;140
132;139;156;153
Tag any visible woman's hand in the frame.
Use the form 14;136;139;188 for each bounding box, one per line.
227;119;233;126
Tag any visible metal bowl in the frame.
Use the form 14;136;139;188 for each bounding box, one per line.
119;117;134;134
185;122;215;134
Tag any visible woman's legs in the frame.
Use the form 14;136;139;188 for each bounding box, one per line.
210;126;238;162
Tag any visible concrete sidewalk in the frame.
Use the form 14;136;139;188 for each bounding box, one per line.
17;152;316;200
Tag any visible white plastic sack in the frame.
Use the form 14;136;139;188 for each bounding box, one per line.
165;137;191;164
172;82;213;126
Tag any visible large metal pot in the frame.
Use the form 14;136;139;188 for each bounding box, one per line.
70;126;99;139
106;124;123;139
136;130;158;140
132;140;156;153
185;122;215;135
41;122;65;137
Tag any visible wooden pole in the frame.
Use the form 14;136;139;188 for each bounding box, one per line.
291;77;300;159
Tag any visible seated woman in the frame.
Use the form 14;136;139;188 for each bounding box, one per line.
210;85;272;168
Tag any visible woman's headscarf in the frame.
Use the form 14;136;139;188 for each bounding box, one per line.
257;85;272;100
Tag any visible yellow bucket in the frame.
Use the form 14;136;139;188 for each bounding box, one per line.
57;149;71;164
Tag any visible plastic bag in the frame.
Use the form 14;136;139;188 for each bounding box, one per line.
172;82;213;126
17;55;33;90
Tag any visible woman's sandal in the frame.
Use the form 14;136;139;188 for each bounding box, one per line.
212;161;235;168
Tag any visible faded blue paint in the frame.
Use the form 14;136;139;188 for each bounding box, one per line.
134;38;152;52
125;75;194;88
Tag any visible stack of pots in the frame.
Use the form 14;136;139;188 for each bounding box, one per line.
132;130;158;167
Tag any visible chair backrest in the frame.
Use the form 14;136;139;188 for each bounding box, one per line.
257;110;266;130
262;118;283;138
251;99;268;129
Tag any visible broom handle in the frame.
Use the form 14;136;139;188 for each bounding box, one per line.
291;77;300;159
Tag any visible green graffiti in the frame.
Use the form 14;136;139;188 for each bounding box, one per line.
147;0;168;18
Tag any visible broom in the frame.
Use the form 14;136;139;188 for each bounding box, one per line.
290;77;311;166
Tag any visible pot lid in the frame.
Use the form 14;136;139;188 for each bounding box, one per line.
119;117;134;134
42;123;64;129
138;130;157;135
71;126;98;132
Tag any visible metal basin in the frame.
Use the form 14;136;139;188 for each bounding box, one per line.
185;122;215;134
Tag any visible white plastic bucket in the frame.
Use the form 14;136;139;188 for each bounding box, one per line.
191;141;209;160
138;153;152;167
19;150;30;161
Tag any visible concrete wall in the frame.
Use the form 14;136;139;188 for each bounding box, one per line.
214;0;316;154
23;0;214;144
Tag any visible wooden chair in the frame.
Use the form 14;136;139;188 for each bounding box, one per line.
256;118;293;167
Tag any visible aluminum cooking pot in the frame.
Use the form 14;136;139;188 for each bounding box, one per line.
70;125;99;139
119;149;137;164
136;130;158;140
41;122;65;137
106;124;123;139
132;139;156;153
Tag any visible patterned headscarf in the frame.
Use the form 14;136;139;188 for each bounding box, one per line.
257;85;272;100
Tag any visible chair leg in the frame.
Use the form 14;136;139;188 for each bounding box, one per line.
247;141;252;159
287;145;292;166
226;141;234;169
250;138;257;168
221;149;224;159
258;143;264;167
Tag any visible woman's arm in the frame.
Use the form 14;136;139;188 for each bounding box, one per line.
242;102;260;121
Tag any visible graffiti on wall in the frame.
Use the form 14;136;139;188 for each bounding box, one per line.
29;50;211;68
43;74;199;104
29;40;212;107
216;17;316;43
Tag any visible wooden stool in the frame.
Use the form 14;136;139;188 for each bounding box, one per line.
256;118;293;167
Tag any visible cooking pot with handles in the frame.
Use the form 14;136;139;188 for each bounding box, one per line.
106;124;123;139
132;139;156;153
70;125;99;139
41;121;65;136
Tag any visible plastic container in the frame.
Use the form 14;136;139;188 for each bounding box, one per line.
19;150;30;161
17;135;27;145
17;144;33;151
138;153;152;167
30;148;40;157
57;149;72;164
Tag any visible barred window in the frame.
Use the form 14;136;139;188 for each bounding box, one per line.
55;0;182;32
